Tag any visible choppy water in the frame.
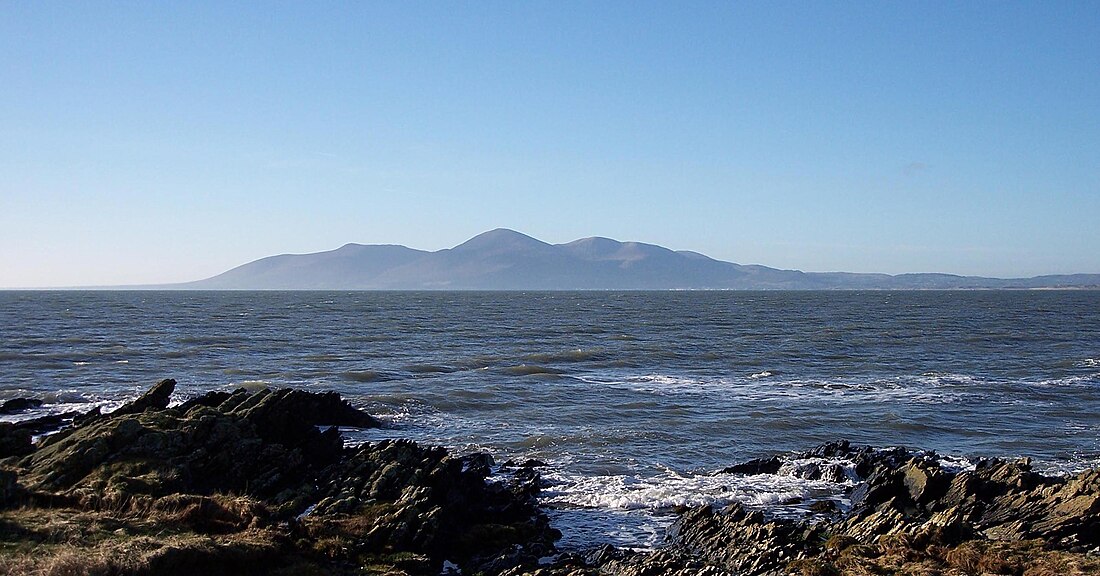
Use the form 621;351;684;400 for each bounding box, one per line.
2;290;1099;548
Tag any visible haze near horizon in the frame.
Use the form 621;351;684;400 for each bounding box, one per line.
2;2;1098;288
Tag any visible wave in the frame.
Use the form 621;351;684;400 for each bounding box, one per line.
235;380;273;391
341;370;388;383
576;371;979;405
404;364;458;374
501;365;565;377
524;349;606;364
541;465;850;516
176;335;246;346
1033;373;1100;387
162;348;200;359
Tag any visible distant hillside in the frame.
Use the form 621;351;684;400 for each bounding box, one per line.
176;229;1100;290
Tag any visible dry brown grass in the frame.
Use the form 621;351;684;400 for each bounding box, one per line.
0;499;290;576
0;538;153;576
790;535;1100;576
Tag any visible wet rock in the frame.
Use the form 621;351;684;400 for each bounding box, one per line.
0;397;43;414
721;455;782;476
802;439;852;458
809;499;839;513
787;461;848;483
3;410;85;437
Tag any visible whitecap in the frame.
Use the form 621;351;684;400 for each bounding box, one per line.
541;466;849;513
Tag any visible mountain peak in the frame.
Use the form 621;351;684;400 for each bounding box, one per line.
452;228;552;253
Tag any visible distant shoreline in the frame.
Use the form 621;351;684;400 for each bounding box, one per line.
4;286;1100;292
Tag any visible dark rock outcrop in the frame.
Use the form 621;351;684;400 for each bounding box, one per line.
0;397;43;414
0;379;558;576
303;440;560;573
720;455;782;476
836;454;1100;549
112;377;176;416
633;441;1100;576
17;388;367;506
669;503;825;575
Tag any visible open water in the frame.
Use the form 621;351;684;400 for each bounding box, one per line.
2;290;1099;548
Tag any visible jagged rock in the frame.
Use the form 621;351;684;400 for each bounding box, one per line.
304;439;559;574
112;378;176;416
180;386;380;431
803;440;852;458
597;548;734;576
835;449;1100;550
901;458;950;505
15;382;379;510
668;503;824;576
695;442;1100;576
786;460;848;482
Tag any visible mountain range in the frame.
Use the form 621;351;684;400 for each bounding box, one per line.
176;229;1100;290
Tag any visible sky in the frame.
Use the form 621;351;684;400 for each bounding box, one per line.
1;2;1098;287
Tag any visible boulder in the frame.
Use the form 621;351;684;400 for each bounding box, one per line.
721;455;782;476
0;397;43;414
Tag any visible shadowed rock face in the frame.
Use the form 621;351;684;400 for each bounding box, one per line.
303;442;559;572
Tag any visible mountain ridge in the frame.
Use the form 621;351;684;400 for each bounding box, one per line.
175;229;1100;290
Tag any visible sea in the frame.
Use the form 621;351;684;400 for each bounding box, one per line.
2;290;1099;549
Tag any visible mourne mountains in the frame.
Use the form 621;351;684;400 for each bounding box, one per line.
177;229;1099;291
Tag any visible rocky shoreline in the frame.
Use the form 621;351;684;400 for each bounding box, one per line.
2;381;1099;575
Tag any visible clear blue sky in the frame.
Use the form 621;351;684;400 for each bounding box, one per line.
2;2;1098;287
